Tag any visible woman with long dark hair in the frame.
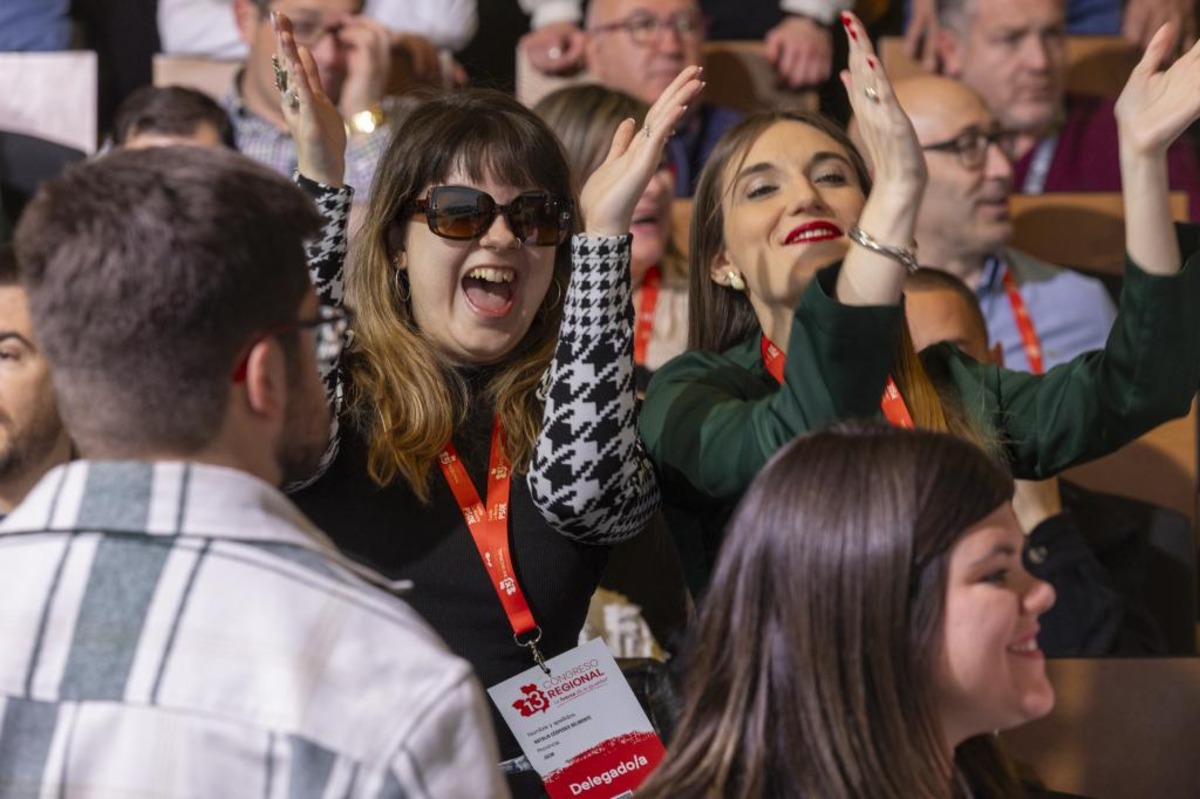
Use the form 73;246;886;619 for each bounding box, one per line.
640;15;1200;591
638;423;1055;799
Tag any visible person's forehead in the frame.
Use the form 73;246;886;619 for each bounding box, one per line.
915;88;995;144
744;119;849;163
270;0;360;18
971;0;1065;31
0;286;33;333
591;0;699;22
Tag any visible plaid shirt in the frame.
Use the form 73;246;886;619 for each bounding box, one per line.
222;82;391;201
0;460;509;798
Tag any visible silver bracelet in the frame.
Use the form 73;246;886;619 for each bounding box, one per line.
847;225;919;274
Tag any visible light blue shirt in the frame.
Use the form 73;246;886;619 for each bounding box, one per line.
977;249;1118;373
0;0;71;51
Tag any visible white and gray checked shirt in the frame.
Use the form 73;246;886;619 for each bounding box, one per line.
0;460;509;798
222;84;391;202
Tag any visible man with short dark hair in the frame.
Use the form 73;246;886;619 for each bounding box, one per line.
113;85;236;149
0;245;70;517
0;146;507;796
225;0;393;200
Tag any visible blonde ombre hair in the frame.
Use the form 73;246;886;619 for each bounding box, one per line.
346;90;575;501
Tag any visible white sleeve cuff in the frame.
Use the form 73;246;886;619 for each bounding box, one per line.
518;0;584;29
779;0;853;26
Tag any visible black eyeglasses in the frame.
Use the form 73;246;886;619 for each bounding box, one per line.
233;305;352;383
921;128;1019;170
411;185;573;246
589;9;707;46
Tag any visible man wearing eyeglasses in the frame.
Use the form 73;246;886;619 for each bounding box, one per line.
0;146;507;797
521;0;847;92
224;0;393;202
576;0;744;195
888;74;1116;373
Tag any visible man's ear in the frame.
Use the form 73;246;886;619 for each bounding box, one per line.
233;0;263;47
937;27;965;77
241;338;288;422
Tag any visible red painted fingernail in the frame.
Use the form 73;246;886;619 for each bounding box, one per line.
849;28;858;40
867;56;876;69
840;12;851;26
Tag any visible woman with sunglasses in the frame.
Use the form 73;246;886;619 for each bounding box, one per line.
639;15;1200;593
271;15;699;797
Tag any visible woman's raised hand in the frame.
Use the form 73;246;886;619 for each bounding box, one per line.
1115;22;1200;157
580;66;704;237
838;11;925;194
834;12;926;306
273;11;346;187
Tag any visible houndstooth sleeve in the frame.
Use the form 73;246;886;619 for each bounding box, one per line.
528;234;661;544
290;174;354;490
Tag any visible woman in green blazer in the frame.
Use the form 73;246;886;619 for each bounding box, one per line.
640;16;1200;593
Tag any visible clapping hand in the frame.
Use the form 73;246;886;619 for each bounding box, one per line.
273;11;346;187
579;66;703;237
839;11;925;193
1115;21;1200;157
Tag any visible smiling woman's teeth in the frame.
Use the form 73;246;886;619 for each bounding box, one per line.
467;268;515;283
1007;639;1038;653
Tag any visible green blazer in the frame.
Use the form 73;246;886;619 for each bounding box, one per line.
640;234;1200;593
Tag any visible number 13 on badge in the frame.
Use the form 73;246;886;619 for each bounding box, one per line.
488;638;666;797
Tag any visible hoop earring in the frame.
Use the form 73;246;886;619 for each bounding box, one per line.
394;269;410;303
726;270;746;292
544;279;563;311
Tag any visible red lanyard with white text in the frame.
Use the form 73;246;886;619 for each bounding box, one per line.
634;265;661;367
1000;266;1045;375
760;335;915;428
438;417;549;673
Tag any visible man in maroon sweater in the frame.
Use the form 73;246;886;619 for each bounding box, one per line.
935;0;1200;220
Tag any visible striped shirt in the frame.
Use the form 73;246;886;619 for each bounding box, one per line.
0;460;509;798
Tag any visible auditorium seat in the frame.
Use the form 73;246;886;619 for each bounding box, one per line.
515;42;817;113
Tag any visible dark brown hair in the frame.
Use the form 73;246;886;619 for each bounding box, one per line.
347;89;576;500
0;244;18;287
906;267;990;352
637;422;1023;799
686;110;978;438
113;85;235;148
14;146;321;457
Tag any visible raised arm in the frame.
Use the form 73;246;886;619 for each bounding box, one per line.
528;67;703;543
275;12;355;488
833;12;928;307
1114;21;1200;275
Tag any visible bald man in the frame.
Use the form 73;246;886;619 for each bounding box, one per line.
889;74;1116;373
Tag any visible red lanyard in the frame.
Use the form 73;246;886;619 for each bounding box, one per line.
438;417;548;672
634;265;661;367
760;335;915;429
1000;265;1045;375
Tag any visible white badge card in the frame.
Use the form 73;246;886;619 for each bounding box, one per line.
488;638;666;798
